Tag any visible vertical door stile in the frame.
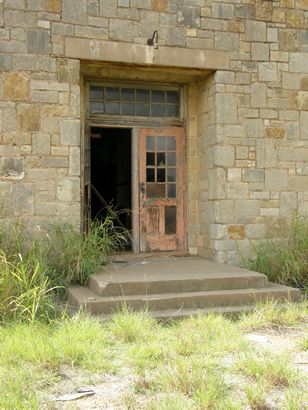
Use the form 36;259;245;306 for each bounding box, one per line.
83;123;91;233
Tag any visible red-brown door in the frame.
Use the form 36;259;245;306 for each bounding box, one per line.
139;128;185;251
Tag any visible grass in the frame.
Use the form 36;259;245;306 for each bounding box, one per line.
0;210;128;322
238;299;307;331
0;301;307;408
247;215;308;290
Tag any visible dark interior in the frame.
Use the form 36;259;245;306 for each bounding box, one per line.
90;127;132;240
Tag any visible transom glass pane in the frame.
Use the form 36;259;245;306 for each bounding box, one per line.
89;85;180;118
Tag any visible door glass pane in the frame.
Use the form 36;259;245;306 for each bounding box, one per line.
121;88;135;101
136;104;150;116
147;184;165;198
146;168;155;182
167;168;176;182
167;152;176;166
157;136;165;151
167;137;176;151
165;206;176;234
157;168;165;182
167;184;176;198
146;136;155;151
157;153;165;167
106;87;120;100
146;152;155;166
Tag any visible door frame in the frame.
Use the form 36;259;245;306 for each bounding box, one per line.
84;123;187;253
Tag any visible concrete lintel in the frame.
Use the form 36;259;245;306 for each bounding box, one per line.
64;38;230;71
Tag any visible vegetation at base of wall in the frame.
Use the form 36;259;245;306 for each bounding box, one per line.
0;208;128;322
247;215;308;290
0;301;306;409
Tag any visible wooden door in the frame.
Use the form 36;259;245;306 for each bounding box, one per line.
139;128;185;251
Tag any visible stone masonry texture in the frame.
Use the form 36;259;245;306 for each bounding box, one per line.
0;0;308;263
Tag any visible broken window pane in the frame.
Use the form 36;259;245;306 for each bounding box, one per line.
157;152;165;167
146;152;155;166
157;168;165;182
146;168;155;182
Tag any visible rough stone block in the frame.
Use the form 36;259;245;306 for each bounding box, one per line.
45;0;61;13
215;94;237;124
251;82;267;107
62;0;87;24
290;53;308;73
258;62;278;82
213;3;233;19
288;175;308;191
228;225;245;240
32;133;50;154
178;6;200;27
4;72;29;101
208;168;226;199
69;146;80;175
60;119;80;145
110;19;134;42
213;146;235;167
0;157;24;180
0;54;12;71
57;58;80;84
265;127;285;139
242;169;264;183
26;29;49;54
152;0;168;12
280;191;297;217
279;29;299;51
17;104;41;131
251;42;269;61
265;169;287;191
227;182;248;199
300;112;308;139
213;200;234;223
245;20;266;42
215;31;239;51
14;183;34;215
57;177;80;202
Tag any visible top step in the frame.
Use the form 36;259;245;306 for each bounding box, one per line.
88;257;268;297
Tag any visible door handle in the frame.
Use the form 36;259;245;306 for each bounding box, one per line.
140;182;145;194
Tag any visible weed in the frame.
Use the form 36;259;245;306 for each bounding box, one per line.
0;249;57;323
45;211;129;286
238;299;308;331
236;353;297;387
244;382;267;410
109;308;158;343
298;336;308;351
247;215;308;289
146;393;195;410
283;388;307;410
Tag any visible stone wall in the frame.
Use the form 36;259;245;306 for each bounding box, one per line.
0;0;307;261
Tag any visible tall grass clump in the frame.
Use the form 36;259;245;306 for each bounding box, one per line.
247;215;308;289
45;208;129;287
0;249;56;323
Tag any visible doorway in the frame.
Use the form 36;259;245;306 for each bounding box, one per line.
90;127;132;247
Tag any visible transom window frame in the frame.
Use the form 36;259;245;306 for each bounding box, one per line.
85;79;184;125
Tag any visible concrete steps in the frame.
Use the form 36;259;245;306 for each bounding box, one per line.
67;256;302;318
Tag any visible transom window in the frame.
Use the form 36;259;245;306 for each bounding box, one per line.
89;85;180;118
